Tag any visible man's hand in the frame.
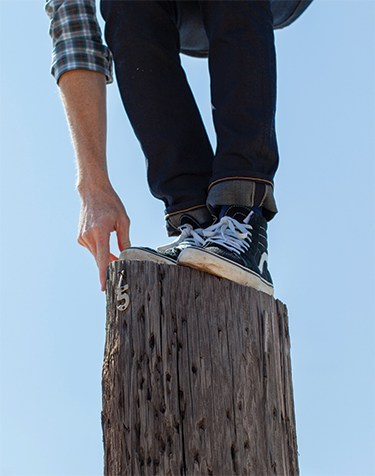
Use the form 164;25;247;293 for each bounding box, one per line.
58;69;129;291
78;182;131;291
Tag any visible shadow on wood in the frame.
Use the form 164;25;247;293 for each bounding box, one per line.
102;260;299;476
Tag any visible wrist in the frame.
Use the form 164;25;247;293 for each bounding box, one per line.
76;173;112;195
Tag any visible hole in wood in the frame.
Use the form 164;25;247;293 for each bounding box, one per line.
149;333;155;349
157;433;166;455
138;451;145;467
230;443;238;473
197;418;206;430
135;421;140;439
173;415;180;433
137;305;145;321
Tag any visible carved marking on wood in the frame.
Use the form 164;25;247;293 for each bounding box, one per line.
116;270;130;312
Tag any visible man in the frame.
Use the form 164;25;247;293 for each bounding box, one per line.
46;0;313;295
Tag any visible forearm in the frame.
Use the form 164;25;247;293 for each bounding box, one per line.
48;8;130;291
58;69;110;190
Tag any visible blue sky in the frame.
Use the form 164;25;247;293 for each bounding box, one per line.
0;1;374;475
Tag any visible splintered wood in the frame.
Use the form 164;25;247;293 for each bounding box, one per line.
102;261;298;476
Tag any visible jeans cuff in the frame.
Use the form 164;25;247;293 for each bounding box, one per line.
206;179;278;221
165;205;213;236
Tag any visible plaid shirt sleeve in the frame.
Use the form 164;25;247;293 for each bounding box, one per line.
45;0;113;84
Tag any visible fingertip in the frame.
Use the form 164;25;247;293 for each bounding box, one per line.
98;265;108;293
109;253;119;262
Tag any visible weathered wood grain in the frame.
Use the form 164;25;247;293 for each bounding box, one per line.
102;260;298;476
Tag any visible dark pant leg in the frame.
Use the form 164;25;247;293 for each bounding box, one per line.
200;0;279;206
101;0;214;229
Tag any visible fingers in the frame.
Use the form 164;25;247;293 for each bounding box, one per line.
78;216;131;291
116;216;131;252
96;238;111;292
77;186;131;291
78;228;111;291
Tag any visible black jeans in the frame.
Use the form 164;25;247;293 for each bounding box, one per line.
101;0;279;235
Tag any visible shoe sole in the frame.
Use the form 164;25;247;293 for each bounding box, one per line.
119;247;177;265
178;247;274;296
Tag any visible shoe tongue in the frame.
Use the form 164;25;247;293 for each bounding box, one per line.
221;205;252;223
179;214;202;229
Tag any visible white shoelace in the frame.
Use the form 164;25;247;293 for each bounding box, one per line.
203;215;253;255
157;224;206;252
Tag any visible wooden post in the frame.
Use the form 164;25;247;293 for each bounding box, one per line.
102;260;299;476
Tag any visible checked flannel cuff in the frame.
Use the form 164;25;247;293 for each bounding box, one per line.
45;0;113;84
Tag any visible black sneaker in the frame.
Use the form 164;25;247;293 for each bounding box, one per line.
119;215;207;265
178;206;274;295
